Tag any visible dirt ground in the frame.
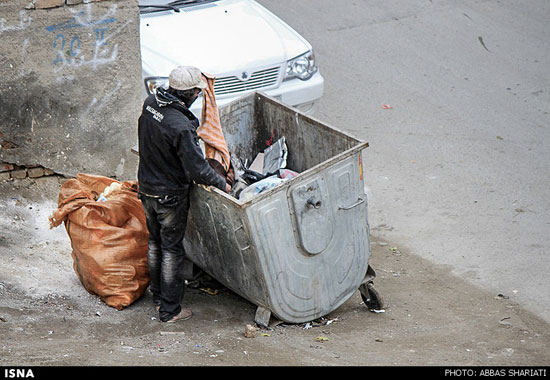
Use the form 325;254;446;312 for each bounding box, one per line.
1;176;549;367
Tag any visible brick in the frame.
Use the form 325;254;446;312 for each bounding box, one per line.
34;0;65;9
44;168;56;176
0;162;14;172
0;172;10;182
28;167;45;178
11;169;27;179
1;141;17;149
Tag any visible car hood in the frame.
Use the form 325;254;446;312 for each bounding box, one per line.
140;0;310;78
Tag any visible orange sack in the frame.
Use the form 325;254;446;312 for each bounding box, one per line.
49;174;150;310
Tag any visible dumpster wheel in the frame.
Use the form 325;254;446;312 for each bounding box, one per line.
360;282;384;311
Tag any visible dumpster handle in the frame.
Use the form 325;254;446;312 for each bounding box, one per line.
338;197;365;210
306;198;322;209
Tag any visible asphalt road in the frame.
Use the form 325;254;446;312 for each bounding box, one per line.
257;0;550;323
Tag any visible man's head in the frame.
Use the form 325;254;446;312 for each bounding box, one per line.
168;65;207;107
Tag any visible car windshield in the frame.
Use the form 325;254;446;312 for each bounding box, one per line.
138;0;219;14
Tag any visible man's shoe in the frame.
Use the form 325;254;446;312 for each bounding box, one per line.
166;308;192;323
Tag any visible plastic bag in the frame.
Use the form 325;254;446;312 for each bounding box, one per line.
239;176;285;202
49;174;149;310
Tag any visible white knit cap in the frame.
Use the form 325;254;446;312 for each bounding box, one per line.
169;65;207;90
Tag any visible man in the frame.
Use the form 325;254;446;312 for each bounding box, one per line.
137;65;231;323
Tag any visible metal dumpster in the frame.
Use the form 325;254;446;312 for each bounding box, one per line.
184;92;381;327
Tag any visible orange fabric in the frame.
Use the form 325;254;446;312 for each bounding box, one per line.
198;73;231;172
49;174;149;310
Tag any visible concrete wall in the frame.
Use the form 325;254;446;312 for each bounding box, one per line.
0;0;142;180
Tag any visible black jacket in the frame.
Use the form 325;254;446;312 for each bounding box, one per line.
137;88;226;197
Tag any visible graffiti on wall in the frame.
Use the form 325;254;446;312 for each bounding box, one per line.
43;4;134;116
1;2;139;178
45;4;132;74
0;10;32;33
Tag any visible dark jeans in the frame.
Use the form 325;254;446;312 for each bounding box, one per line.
139;193;190;322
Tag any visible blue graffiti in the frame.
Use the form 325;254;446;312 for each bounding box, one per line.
53;33;81;64
95;27;109;46
45;10;115;32
70;35;81;56
48;10;116;66
53;34;65;65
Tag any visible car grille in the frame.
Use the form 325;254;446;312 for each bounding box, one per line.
214;67;280;96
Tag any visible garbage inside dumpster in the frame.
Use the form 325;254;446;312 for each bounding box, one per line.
239;175;286;202
49;174;149;310
262;136;288;175
183;92;381;327
227;136;299;201
226;140;298;201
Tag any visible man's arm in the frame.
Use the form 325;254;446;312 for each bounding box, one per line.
175;127;228;191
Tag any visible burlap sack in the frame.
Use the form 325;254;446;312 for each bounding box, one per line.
49;174;149;310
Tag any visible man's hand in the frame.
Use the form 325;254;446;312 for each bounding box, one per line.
225;183;232;193
226;169;235;186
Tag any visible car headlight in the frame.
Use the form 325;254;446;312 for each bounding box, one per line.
284;50;318;81
144;76;169;95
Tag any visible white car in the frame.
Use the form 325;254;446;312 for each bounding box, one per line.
138;0;324;116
